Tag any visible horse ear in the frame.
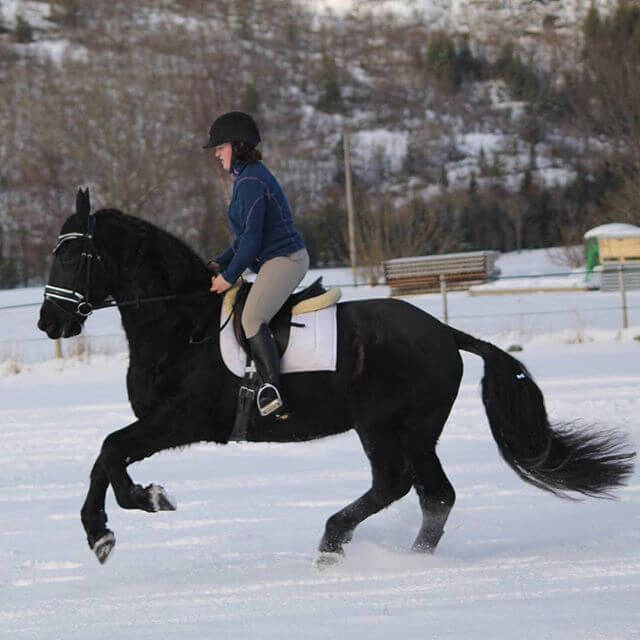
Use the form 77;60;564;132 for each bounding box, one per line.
76;187;91;226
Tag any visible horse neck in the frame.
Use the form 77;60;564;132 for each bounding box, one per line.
95;210;216;331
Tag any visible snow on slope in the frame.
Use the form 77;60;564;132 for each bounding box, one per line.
308;0;617;36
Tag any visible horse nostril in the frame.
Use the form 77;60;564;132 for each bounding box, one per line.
37;317;55;335
61;321;83;339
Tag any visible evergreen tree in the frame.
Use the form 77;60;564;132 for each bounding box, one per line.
490;152;504;177
427;32;457;90
468;171;478;195
317;54;342;113
243;81;259;113
0;256;19;288
494;43;540;103
478;147;488;175
15;14;33;43
583;3;601;43
439;165;449;188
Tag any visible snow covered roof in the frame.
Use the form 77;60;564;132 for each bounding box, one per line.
583;223;640;239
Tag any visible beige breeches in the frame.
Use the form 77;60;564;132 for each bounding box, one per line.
241;248;310;338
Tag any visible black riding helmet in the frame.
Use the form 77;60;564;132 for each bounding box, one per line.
203;111;261;150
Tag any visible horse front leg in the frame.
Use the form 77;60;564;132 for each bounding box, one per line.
81;406;209;564
80;460;114;564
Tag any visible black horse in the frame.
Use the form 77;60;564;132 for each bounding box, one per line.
38;189;635;565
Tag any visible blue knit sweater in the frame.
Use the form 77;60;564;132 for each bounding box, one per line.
215;161;306;284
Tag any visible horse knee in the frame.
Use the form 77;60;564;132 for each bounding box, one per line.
100;432;126;465
373;473;412;504
436;483;456;508
325;512;349;538
418;486;456;514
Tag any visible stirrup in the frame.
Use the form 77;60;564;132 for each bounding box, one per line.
256;383;283;417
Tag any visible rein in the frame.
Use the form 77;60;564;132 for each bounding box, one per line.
91;289;210;312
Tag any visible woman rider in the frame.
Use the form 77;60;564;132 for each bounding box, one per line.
204;111;309;420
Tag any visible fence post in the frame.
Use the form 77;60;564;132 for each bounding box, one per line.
343;128;357;286
55;338;63;359
618;262;629;330
440;274;448;324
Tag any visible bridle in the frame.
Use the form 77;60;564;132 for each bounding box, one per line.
43;215;236;333
44;215;103;318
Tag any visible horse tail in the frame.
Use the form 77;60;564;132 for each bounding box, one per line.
451;327;635;498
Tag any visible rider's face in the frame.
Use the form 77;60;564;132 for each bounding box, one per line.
214;143;232;171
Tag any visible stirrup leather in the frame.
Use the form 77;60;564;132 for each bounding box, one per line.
256;383;283;417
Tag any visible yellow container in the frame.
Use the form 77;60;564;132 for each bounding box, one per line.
599;236;640;262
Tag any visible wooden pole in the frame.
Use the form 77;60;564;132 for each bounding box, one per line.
440;274;449;324
618;262;629;330
55;338;62;359
343;128;357;285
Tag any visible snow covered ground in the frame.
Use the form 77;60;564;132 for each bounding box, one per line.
1;342;639;638
1;248;639;638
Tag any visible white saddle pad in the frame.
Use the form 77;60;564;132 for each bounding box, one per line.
220;304;339;378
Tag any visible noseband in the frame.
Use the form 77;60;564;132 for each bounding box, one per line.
44;215;103;318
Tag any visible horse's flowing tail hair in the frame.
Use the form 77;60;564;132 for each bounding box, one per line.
452;328;635;498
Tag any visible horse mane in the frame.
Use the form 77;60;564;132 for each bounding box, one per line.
94;209;212;295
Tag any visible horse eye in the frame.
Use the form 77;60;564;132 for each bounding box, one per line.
58;245;80;265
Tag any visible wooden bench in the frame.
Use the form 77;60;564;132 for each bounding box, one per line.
383;251;500;296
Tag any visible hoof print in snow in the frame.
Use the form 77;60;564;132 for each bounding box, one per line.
313;551;343;570
93;532;116;565
147;484;177;512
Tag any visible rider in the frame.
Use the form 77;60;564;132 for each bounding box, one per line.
204;111;309;420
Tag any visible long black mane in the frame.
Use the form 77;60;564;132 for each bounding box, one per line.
92;209;227;422
94;208;212;300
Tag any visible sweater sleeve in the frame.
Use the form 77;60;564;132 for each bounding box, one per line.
214;244;235;268
221;179;267;284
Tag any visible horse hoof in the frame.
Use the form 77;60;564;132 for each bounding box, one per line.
92;532;116;564
147;484;177;512
313;551;343;570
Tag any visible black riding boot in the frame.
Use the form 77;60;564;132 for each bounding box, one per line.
247;324;290;420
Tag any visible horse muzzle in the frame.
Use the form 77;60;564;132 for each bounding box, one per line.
38;300;85;339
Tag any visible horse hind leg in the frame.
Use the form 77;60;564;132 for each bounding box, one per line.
410;453;455;552
404;406;456;553
316;425;412;568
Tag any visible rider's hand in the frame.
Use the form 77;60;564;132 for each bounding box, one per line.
210;273;232;294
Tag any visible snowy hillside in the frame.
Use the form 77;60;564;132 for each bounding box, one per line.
312;0;617;38
1;0;617;35
1;0;634;293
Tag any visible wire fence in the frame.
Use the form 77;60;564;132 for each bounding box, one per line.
1;268;638;366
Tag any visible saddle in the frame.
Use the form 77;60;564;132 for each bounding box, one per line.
224;276;341;356
198;276;341;439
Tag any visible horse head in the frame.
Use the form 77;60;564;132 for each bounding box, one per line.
38;188;111;339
